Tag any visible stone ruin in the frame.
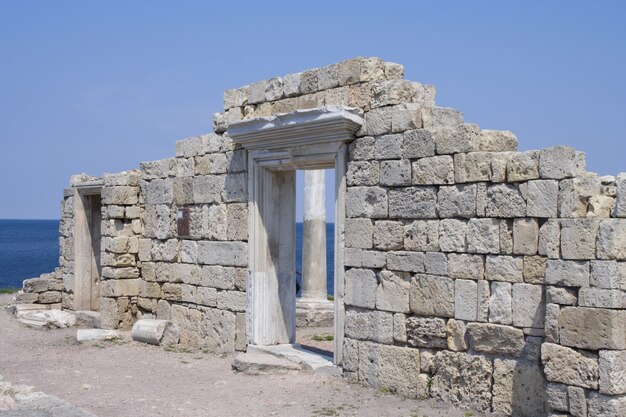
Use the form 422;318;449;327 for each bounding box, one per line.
14;57;626;416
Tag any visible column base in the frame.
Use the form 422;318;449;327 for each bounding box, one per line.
296;298;334;328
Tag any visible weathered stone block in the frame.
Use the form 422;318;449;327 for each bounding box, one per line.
454;152;492;183
466;218;500;254
358;342;421;398
393;313;407;343
192;175;223;204
598;219;626;260
447;319;467;352
512;283;545;328
406;316;447;348
346;186;388;218
527;179;559;218
466;323;525;356
404;220;439;252
540;220;561;259
599;350;626;395
197;241;247;267
447;253;484;279
579;288;626;309
455;279;478;321
559;307;626;350
345;309;393;344
546;260;590;287
561;219;601;260
386;251;425;273
102;186;139;206
513;218;539;255
345;268;377;308
486;184;526;218
560;173;602;218
171;304;235;354
349;136;375;160
409;274;455;318
374;133;403;159
540;146;586;180
379;159;410;186
347;160;380;186
507;150;540;182
489;281;512;325
431;351;493;412
588;392;626;417
547;287;578;305
492;359;546;417
376;270;410;313
412;155;454;185
345;218;373;249
500;219;514;255
439;219;467;252
403;129;436;159
437;184;477;218
590;261;626;290
485;255;524;282
424;251;447;276
477;130;518;152
388;186;437;219
373;221;403;250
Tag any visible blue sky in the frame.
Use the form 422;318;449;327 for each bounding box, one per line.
1;1;624;220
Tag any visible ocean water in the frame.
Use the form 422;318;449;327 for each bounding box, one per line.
0;219;60;289
0;219;335;295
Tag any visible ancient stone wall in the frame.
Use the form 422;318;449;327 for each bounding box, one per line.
19;57;626;416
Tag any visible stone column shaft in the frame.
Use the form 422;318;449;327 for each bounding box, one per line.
301;170;327;301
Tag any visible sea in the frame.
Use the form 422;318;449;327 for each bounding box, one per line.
0;220;335;296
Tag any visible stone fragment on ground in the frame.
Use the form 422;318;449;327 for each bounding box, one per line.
131;319;180;346
76;329;121;342
232;352;303;375
17;309;76;329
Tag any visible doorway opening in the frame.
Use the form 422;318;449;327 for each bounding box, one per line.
74;188;102;311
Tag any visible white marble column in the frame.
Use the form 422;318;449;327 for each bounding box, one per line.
301;170;327;301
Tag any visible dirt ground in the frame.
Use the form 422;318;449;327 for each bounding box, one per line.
0;294;488;417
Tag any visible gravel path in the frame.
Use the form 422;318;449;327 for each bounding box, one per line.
0;294;487;417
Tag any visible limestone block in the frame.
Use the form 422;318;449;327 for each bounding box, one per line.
560;219;600;260
155;262;174;282
547;383;570;412
345;218;373;249
547;287;578;305
282;72;301;97
103;171;140;187
579;288;626;309
358;342;421;398
223;85;248;109
467;218;500;254
38;291;62;304
370;79;417;108
528;180;559;218
559;307;626;350
613;173;626;217
559;173;602;218
447;253;485;279
447;319;467;352
439;219;467;252
344;268;377;308
222;173;247;203
599;350;626;395
171;304;236;354
591;261;626;290
507;150;540;182
486;184;526;218
144;204;174;240
194;153;228;175
247;79;268;104
404;220;439;252
226;203;247;241
477;280;491;322
488;152;511;183
346;186;388;218
489;282;512;325
406;316;447;348
500;220;514;255
175;135;207;158
102;266;140;280
205;133;234;154
477;130;518;152
437;184;477;218
206;204;228;241
421;106;462;130
403;129;436;158
412;155;454;185
598;220;626;260
424;252;447;276
197;241;247;267
386;251;425;273
485;255;524;282
101;279;141;297
541;343;599;389
455;279;478;321
197;287;218;307
364;107;393;136
384;61;404;80
106;205;125;219
523;255;547;284
388;186;437;219
374;133;403;159
540;220;562;259
342;338;359;372
347;160;380;186
546;260;590;287
213;112;227;133
393;313;407;343
201;265;231;289
512;283;545;328
540;146;586;179
409;274;455;317
343;249;386;269
432;126;473;155
589;195;615;218
173;263;201;285
566;386;587;417
492;359;547;417
466;323;525;356
344;309;393;344
588;392;626;417
513;218;539;255
376;270;410;313
380;159;411;186
430;351;493;412
349;136;375;160
192;175;223;204
454;152;492;183
216;290;246;312
102;186;139;206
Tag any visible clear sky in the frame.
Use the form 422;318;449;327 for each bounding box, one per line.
1;1;624;220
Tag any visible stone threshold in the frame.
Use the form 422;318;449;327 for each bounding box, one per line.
247;344;341;376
